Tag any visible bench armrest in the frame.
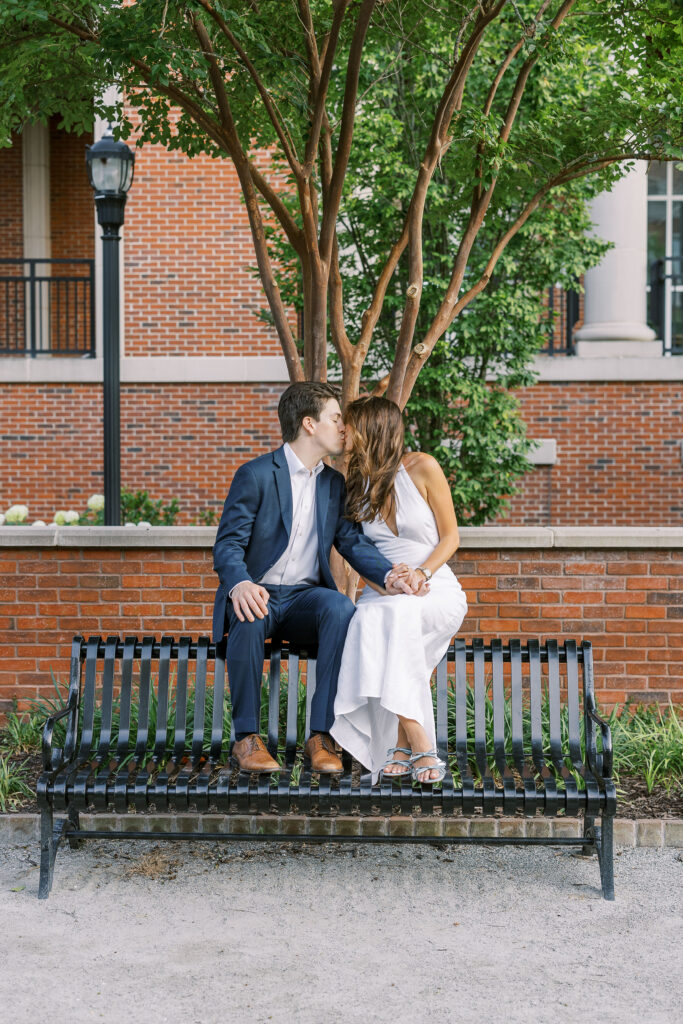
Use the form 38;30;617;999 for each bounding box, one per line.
41;693;78;771
585;702;613;779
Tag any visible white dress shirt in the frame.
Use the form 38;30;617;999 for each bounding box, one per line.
229;444;395;597
260;443;323;586
229;444;323;596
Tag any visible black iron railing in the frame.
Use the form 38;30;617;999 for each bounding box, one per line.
0;257;95;357
649;256;682;355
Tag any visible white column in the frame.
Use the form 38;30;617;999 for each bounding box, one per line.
574;161;660;357
22;123;51;352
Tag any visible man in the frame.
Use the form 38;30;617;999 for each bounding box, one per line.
212;381;420;773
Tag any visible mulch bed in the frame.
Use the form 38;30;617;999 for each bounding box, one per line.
4;752;682;818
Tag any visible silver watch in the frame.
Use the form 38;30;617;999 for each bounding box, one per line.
417;566;432;581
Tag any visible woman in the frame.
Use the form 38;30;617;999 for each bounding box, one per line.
330;396;468;784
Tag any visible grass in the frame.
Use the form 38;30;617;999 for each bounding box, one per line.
0;674;681;799
0;755;33;811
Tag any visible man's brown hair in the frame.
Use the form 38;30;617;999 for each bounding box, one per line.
278;381;341;443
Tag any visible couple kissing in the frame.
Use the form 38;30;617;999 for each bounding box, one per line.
212;382;467;785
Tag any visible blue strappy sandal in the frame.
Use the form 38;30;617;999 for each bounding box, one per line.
410;749;446;785
380;746;412;781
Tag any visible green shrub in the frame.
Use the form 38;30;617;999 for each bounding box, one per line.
80;488;179;526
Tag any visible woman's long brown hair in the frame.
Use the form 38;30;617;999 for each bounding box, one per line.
345;397;405;523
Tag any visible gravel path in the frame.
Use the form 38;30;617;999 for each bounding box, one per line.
1;833;681;1024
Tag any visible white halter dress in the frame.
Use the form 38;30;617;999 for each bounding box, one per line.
330;464;468;782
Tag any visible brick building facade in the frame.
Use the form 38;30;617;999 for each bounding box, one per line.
1;118;682;527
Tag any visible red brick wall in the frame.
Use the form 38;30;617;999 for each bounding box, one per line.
49;120;94;262
1;544;680;714
48;122;95;355
0;135;23;258
502;382;683;526
0;383;282;523
123;107;285;358
2;380;682;528
0;135;25;353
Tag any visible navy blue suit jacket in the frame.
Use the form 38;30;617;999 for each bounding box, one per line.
211;446;393;642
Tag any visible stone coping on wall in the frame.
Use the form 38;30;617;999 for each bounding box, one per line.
4;353;683;383
2;525;683;548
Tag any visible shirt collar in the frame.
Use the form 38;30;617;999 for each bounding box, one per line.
283;442;324;478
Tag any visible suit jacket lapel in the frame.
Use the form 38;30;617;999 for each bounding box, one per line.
272;446;293;536
315;469;331;554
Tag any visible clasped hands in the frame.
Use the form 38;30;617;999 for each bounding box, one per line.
231;562;429;623
384;563;430;597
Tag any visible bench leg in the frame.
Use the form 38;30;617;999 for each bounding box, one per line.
67;806;82;850
597;815;615;901
581;815;597;856
38;807;55;900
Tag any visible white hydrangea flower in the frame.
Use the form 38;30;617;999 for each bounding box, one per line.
64;510;80;524
53;511;67;525
87;494;105;511
124;522;136;528
138;521;152;528
31;520;47;528
0;514;5;526
5;505;29;524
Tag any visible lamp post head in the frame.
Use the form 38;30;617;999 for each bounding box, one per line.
86;127;135;230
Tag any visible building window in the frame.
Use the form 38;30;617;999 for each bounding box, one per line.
647;161;683;354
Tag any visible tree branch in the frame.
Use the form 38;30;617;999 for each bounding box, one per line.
195;0;303;178
410;0;579;394
300;0;351;174
319;0;378;264
192;13;303;381
399;153;636;405
384;0;507;402
474;0;553;201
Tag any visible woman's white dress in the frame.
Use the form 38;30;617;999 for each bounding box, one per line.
330;464;468;782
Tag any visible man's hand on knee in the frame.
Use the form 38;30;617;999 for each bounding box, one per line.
231;581;270;622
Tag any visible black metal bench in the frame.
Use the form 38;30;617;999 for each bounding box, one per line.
37;635;616;900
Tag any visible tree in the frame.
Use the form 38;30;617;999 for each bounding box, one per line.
1;1;681;518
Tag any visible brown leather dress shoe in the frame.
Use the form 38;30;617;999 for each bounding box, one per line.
231;734;281;772
304;733;343;774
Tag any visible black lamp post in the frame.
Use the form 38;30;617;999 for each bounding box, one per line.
86;128;135;526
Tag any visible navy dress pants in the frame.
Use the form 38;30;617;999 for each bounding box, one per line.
225;584;356;735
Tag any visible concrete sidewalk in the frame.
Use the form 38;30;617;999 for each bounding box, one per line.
1;833;681;1024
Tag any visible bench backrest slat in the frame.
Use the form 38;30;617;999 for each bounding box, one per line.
472;638;488;775
153;636;173;760
435;656;448;760
565;640;582;765
527;639;545;770
509;639;524;769
116;637;135;759
285;650;300;764
94;636;118;761
267;645;281;757
490;638;507;773
77;636;101;761
173;637;191;762
546;639;563;767
304;654;315;739
210;644;226;761
191;637;209;762
454;638;469;773
134;637;155;762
